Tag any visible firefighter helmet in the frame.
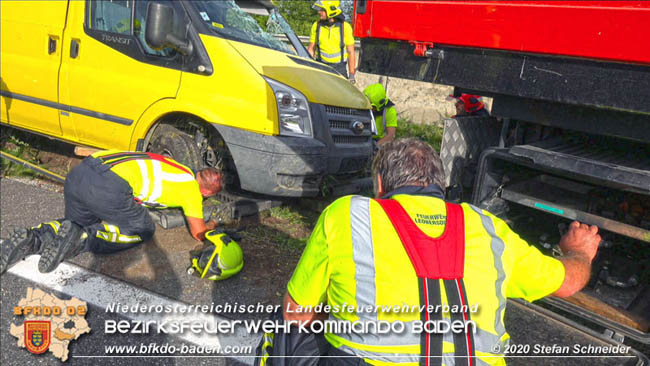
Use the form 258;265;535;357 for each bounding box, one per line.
189;230;243;281
447;94;485;114
313;0;342;19
364;83;389;110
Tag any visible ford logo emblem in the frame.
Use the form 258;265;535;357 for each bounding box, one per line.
351;120;364;134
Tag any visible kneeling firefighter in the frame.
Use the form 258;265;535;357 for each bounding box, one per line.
0;150;223;275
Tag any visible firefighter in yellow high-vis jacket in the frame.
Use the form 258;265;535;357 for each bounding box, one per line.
0;150;223;275
308;0;356;83
364;83;398;146
284;138;601;365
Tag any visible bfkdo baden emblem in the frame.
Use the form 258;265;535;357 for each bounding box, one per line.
25;321;51;354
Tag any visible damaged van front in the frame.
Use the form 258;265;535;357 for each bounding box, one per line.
158;0;374;196
0;0;372;197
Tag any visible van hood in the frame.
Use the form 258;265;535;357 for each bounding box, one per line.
229;41;370;110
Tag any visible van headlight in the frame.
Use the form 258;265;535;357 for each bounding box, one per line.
264;77;313;137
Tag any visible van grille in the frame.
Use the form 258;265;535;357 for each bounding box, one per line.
325;105;370;117
324;105;372;145
329;119;371;131
333;136;369;144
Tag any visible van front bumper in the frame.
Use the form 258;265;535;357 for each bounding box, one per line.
213;124;372;197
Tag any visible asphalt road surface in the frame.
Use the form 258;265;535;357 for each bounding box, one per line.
1;177;647;365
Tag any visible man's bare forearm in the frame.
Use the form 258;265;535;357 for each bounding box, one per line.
554;252;592;297
347;46;356;75
552;221;600;298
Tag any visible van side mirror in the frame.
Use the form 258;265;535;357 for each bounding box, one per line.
145;2;193;55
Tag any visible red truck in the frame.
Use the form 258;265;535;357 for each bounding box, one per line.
353;0;649;361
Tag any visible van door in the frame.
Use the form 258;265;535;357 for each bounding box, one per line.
58;0;184;149
0;1;68;136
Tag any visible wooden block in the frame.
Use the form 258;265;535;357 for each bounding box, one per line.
74;146;100;157
564;292;650;332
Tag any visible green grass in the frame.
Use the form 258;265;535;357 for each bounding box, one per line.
244;217;310;253
1;127;77;182
0;130;41;178
396;119;443;152
268;205;306;225
264;204;319;252
264;201;332;252
273;233;309;252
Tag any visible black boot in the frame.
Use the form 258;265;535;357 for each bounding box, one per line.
38;220;86;273
0;221;60;275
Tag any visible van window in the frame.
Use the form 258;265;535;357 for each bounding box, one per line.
192;0;294;54
89;0;132;34
88;0;177;57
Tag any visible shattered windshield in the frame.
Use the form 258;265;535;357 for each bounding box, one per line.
268;9;294;41
192;0;294;54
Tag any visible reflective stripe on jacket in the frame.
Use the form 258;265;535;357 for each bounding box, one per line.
310;20;353;64
91;150;204;219
372;102;397;139
287;194;566;366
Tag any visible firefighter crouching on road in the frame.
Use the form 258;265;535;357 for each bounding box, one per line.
283;138;601;365
364;83;397;147
0;150;223;274
308;0;356;83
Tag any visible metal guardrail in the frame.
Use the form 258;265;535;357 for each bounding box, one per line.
273;34;361;48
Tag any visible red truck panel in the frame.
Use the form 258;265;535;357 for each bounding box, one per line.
354;1;650;65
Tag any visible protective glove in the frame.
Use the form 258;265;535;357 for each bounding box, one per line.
348;73;356;85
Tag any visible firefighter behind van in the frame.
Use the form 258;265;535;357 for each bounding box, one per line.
364;83;397;147
308;1;356;83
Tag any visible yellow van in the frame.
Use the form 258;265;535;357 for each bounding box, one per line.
0;0;373;196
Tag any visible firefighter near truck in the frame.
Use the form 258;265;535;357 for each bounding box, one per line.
353;0;649;358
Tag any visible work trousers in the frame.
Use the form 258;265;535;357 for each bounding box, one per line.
64;157;155;254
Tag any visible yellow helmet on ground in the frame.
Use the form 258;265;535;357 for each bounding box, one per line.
313;0;342;19
189;230;243;281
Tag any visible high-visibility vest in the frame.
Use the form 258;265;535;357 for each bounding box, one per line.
324;196;509;366
288;193;565;366
315;20;346;64
91;150;204;219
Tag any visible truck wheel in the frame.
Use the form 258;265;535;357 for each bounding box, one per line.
147;124;203;172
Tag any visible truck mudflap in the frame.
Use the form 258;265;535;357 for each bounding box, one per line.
439;116;501;197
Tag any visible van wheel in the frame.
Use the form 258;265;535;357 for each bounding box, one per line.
147;124;203;171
